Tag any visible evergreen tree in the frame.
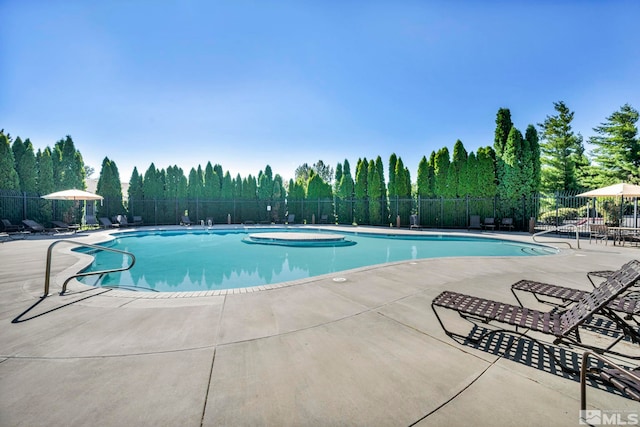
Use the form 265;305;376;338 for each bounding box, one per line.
375;156;389;224
36;148;55;195
96;157;125;218
538;101;584;192
354;158;369;224
494;108;513;191
433;147;450;197
13;137;38;193
241;175;258;223
0;131;20;190
500;127;525;201
589;103;640;184
335;159;354;224
450;140;468;197
142;163;162;223
334;162;343;193
476;147;497;197
388;154;398;197
287;178;305;221
204;162;221;199
36;148;55;224
494;108;513;157
367;159;383;225
306;171;332;223
128;167;144;219
394;157;411;224
271;174;285;222
460;152;477;197
54;136;85;190
416;156;431;197
525;125;541;193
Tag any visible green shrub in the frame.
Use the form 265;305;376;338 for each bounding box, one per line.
539;207;579;225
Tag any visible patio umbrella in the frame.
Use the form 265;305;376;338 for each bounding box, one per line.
41;189;103;226
577;183;640;227
41;188;103;201
576;183;640;197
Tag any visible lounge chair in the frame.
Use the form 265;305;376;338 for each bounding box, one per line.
468;215;482;230
22;219;47;233
84;214;99;227
286;214;295;224
132;216;143;226
99;217;119;228
1;219;24;232
580;351;640;413
511;278;640;327
431;260;640;360
180;215;193;226
482;217;496;230
115;215;130;227
499;217;514;231
51;220;80;233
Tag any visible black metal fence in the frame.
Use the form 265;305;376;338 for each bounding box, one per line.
1;189;637;231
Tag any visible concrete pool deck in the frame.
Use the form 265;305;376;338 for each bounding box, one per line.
1;225;638;426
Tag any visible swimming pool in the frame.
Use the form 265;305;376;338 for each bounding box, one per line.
78;228;557;292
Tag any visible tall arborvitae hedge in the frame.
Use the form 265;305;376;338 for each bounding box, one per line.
128;167;144;218
36;148;54;224
13;137;38;193
367;158;383;225
96;157;125;218
0;131;20;191
354;158;369;224
433;148;450;197
335;159;354;224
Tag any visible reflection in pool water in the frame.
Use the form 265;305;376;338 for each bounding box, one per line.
78;229;557;292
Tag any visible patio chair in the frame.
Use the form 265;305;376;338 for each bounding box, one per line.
431;260;640;360
468;215;481;230
319;214;329;224
286;214;295;224
589;224;609;245
115;215;130;227
22;219;47;233
580;351;640;413
410;214;419;229
1;219;24;232
84;214;99;227
51;220;80;233
511;277;640;327
132;216;143;226
180;215;193;226
482;217;496;231
99;217;119;228
499;217;514;231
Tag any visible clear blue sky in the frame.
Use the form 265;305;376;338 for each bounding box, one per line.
2;1;639;183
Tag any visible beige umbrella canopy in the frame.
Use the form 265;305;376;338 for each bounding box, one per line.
41;188;103;201
577;183;640;197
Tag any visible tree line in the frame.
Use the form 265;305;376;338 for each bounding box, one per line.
1;102;638;226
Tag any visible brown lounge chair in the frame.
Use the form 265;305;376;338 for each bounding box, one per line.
22;219;47;233
431;260;640;360
1;219;24;232
51;220;80;233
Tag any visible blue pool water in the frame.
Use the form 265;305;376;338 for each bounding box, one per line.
78;228;557;292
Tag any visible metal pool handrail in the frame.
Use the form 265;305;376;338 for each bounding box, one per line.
532;219;586;249
43;239;136;297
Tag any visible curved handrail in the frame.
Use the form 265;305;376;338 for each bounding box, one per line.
532;219;587;249
43;239;136;297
